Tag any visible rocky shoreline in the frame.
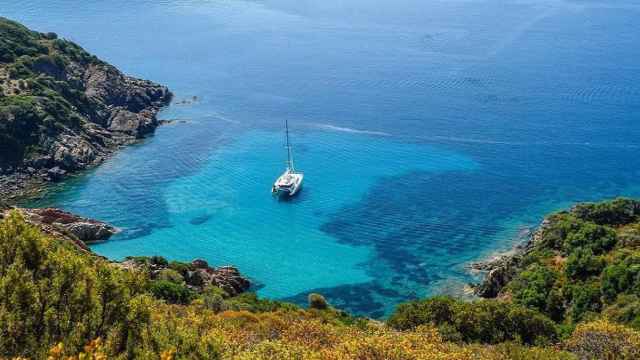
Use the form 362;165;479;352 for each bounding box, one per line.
0;17;172;205
1;206;252;296
468;219;551;298
469;219;551;298
0;70;172;204
0;207;116;251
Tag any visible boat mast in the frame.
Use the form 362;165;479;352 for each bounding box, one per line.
285;119;294;171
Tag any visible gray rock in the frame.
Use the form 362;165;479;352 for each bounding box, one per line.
65;221;115;242
472;219;550;298
27;155;53;169
23;208;117;243
192;258;209;269
47;166;67;181
211;266;251;296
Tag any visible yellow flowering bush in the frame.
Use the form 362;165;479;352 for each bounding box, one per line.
564;320;640;360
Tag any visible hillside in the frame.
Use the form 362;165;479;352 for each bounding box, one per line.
1;200;640;359
0;17;171;202
474;198;640;329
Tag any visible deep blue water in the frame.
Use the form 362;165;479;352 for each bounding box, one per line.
5;0;640;317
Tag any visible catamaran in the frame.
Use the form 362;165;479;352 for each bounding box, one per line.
272;120;303;197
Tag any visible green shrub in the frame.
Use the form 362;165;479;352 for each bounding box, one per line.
168;260;192;276
388;296;455;331
149;280;195;305
157;268;184;284
565;247;604;280
308;293;329;310
509;264;559;313
42;31;57;40
388;297;558;345
202;286;228;312
603;295;640;330
538;214;583;251
569;282;602;322
573;198;640;226
600;252;640;302
564;223;617;255
150;255;169;267
0;211;148;358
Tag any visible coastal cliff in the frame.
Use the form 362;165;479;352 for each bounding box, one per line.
0;17;172;202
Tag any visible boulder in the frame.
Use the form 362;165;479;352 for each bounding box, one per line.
65;221;115;242
211;266;251;296
192;258;209;269
23;208;117;243
47;166;67;181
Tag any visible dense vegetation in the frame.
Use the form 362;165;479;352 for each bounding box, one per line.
2;200;640;358
504;198;640;329
389;198;640;358
388;296;558;345
0;17;102;166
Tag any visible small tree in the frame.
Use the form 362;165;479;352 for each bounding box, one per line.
308;293;329;310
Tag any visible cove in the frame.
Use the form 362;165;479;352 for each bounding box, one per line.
34;125;476;310
9;0;640;316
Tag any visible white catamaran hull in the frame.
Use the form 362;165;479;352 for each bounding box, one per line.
272;171;304;197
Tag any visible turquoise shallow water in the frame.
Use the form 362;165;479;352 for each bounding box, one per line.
6;0;640;317
91;130;475;300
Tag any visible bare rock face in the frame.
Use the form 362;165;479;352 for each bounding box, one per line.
184;265;251;296
47;166;67;182
471;255;521;298
64;221;115;242
209;266;251;296
21;208;117;243
84;63;172;137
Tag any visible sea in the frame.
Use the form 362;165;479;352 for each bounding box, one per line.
4;0;640;318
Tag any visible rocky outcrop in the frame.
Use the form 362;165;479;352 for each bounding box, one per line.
0;17;172;203
469;251;524;298
470;219;551;298
193;264;251;297
1;207;251;297
25;207;117;241
2;207;117;251
119;256;251;296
